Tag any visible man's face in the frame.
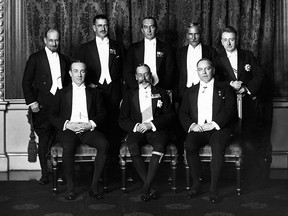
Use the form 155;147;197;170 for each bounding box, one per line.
221;32;237;53
69;62;86;86
197;60;215;83
136;65;152;87
93;18;108;39
141;19;156;40
187;26;201;48
44;30;59;52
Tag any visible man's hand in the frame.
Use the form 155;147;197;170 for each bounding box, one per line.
230;81;243;91
30;102;40;113
189;124;204;133
201;123;215;132
136;123;152;133
88;83;97;88
236;86;247;94
66;122;92;133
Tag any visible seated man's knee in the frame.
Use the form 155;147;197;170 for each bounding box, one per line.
127;144;140;157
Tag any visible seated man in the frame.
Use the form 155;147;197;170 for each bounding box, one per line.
179;58;237;203
50;61;109;200
118;64;174;202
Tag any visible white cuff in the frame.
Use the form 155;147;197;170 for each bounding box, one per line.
188;123;196;133
133;123;140;132
90;120;96;131
211;121;220;130
150;122;156;131
28;101;37;107
63;120;69;131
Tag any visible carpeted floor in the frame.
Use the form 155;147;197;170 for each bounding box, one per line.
0;163;288;216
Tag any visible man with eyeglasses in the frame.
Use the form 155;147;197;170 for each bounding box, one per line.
119;64;174;202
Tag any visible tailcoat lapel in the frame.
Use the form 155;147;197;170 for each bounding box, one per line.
222;53;237;80
156;39;164;71
132;89;141;114
191;85;199;121
40;50;52;82
213;83;222;116
151;86;159;114
65;85;73;118
86;88;92;115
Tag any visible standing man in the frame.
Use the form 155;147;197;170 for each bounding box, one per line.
49;61;109;200
213;26;265;182
78;14;125;164
179;58;236;203
124;16;175;91
22;29;71;185
174;23;218;153
176;22;218;104
119;64;174;202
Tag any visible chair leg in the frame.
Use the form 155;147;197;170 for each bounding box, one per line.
52;158;58;194
171;158;177;193
120;157;126;192
236;159;241;195
184;157;190;190
103;165;108;192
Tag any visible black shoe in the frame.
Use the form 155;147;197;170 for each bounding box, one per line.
89;190;104;199
187;186;200;199
209;193;220;204
39;176;49;185
140;193;151;202
65;192;76;201
149;191;159;200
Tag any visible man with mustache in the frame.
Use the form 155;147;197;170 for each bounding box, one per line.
22;29;71;185
78;14;125;166
119;64;174;202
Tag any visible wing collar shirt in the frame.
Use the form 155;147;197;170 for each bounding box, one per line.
144;38;158;86
186;43;202;87
63;82;96;131
226;49;238;79
195;78;220;131
45;46;62;95
96;36;112;85
132;85;156;132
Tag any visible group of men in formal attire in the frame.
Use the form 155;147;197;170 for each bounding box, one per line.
22;14;264;203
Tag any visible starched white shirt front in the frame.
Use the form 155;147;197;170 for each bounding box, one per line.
70;82;89;123
144;38;158;86
197;79;214;125
45;47;62;95
226;49;238;79
187;43;202;87
96;36;112;84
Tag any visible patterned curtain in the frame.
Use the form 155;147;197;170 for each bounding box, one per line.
26;0;275;65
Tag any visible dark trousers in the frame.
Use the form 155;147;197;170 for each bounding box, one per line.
33;107;55;178
57;129;109;193
97;81;122;163
126;130;169;194
185;128;231;193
